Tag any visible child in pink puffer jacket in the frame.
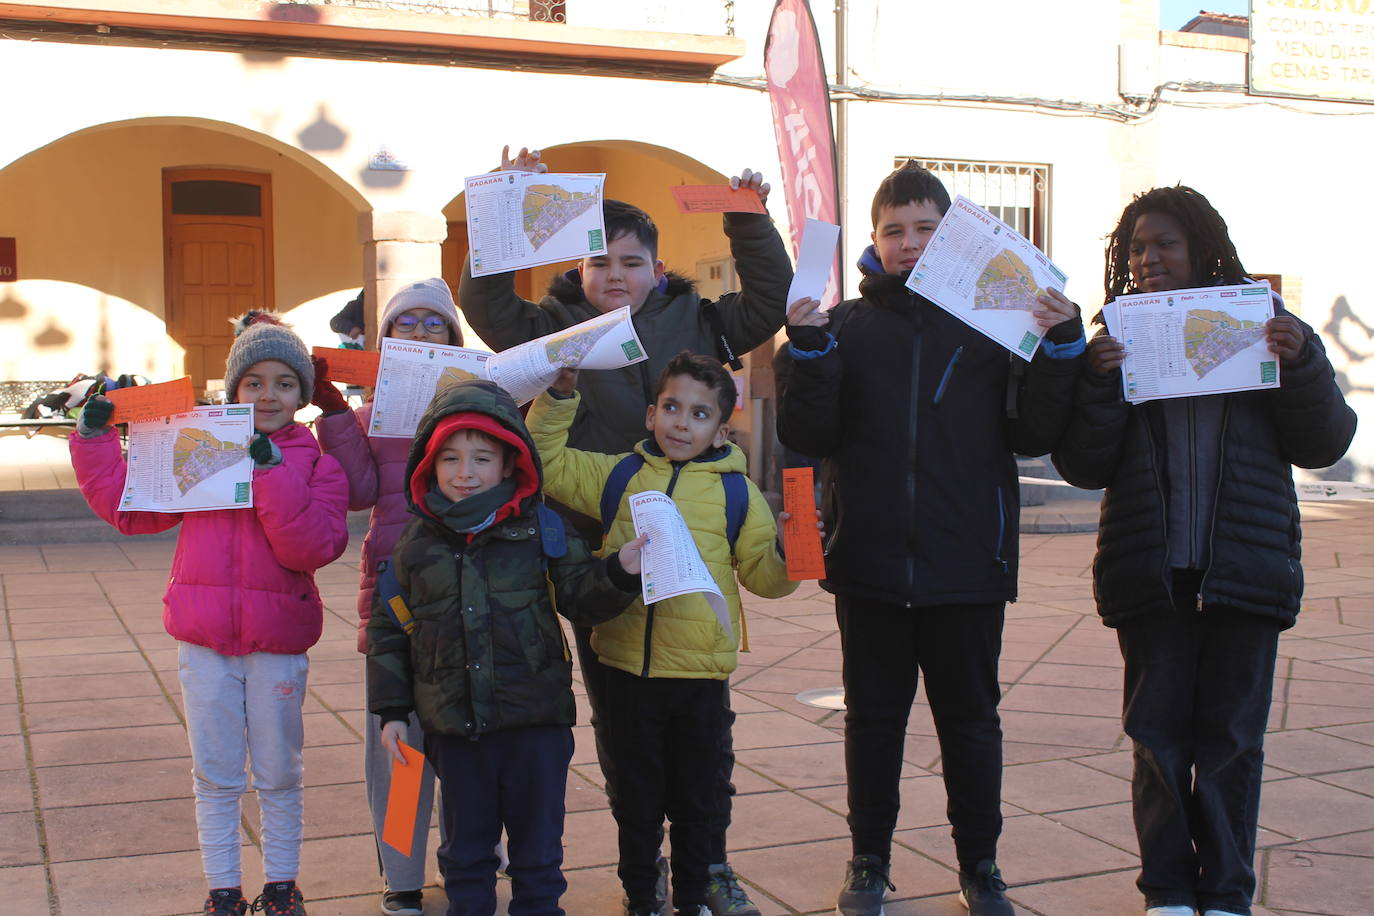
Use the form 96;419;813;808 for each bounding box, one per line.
312;278;466;916
70;313;349;916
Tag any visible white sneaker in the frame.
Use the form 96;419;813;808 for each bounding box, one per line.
1202;911;1245;916
1145;907;1195;916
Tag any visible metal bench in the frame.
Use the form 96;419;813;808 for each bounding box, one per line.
0;380;79;439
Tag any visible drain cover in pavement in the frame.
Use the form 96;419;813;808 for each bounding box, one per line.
796;687;846;710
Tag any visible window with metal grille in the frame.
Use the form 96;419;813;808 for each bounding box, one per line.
897;158;1052;254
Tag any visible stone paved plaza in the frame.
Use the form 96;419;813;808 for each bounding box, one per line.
2;501;1373;915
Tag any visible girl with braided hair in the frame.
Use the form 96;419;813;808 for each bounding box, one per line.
1054;186;1356;916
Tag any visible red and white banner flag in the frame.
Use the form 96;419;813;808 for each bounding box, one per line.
765;0;842;309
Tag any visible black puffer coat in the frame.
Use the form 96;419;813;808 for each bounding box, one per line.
1052;317;1356;628
776;264;1082;608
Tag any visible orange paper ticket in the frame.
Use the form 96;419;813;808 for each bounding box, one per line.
382;740;425;856
669;185;767;215
782;467;826;580
106;377;195;423
312;346;380;387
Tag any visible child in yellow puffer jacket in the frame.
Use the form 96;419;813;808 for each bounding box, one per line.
525;350;795;916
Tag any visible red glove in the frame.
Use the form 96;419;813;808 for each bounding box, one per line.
311;356;350;413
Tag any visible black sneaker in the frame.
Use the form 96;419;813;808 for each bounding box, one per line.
251;881;307;916
380;887;423;916
204;888;248;916
835;854;894;916
705;863;761;916
958;861;1013;916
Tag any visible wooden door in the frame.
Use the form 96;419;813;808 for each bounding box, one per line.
164;170;273;393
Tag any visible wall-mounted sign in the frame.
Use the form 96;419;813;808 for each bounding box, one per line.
0;238;15;282
1250;2;1374;104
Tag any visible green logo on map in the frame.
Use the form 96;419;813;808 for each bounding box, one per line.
588;229;604;251
226;407;250;415
621;340;642;360
1018;332;1038;354
1260;361;1277;384
235;482;250;504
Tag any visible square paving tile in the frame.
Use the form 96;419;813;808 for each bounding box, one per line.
52;848;210;916
44;797;201;861
1259;775;1374;841
29;724;188;768
37;756;194;808
1001;759;1130;814
0;864;50;915
0;809;43;866
1263;847;1373;915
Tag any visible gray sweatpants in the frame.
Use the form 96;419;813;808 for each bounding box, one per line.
363;664;439;892
178;642;309;889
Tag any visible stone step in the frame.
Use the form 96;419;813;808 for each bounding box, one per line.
0;490;372;544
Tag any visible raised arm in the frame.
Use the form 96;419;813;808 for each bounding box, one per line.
525;388;621;519
711;206;795;355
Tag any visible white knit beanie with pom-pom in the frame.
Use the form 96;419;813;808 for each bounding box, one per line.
224;311;315;405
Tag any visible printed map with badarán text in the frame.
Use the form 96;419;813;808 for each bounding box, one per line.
524;185;599;251
974;250;1045;311
1185;309;1267;378
173;429;246;495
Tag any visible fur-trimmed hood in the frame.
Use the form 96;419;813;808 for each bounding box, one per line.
545;267;697;308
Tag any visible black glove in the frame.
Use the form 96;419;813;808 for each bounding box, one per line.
786;323;831;353
249;433;281;468
77;395;115;438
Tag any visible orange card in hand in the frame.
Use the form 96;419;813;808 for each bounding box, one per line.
106;377;195;423
312;347;380;387
782;467;826;580
669;185;767;214
382;740;425;856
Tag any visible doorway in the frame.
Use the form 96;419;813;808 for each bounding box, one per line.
163;168;273;393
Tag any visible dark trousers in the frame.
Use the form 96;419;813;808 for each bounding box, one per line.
427;726;574;916
601;666;727;911
836;595;1005;873
1117;572;1281;916
573;624;736;863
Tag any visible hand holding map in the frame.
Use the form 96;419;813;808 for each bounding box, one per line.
465;171;606;277
629;491;732;640
906;196;1069;360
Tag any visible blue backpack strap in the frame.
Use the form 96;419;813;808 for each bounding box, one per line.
721;471;749;555
374;560;416;635
536;503;568;559
600;453;646;537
